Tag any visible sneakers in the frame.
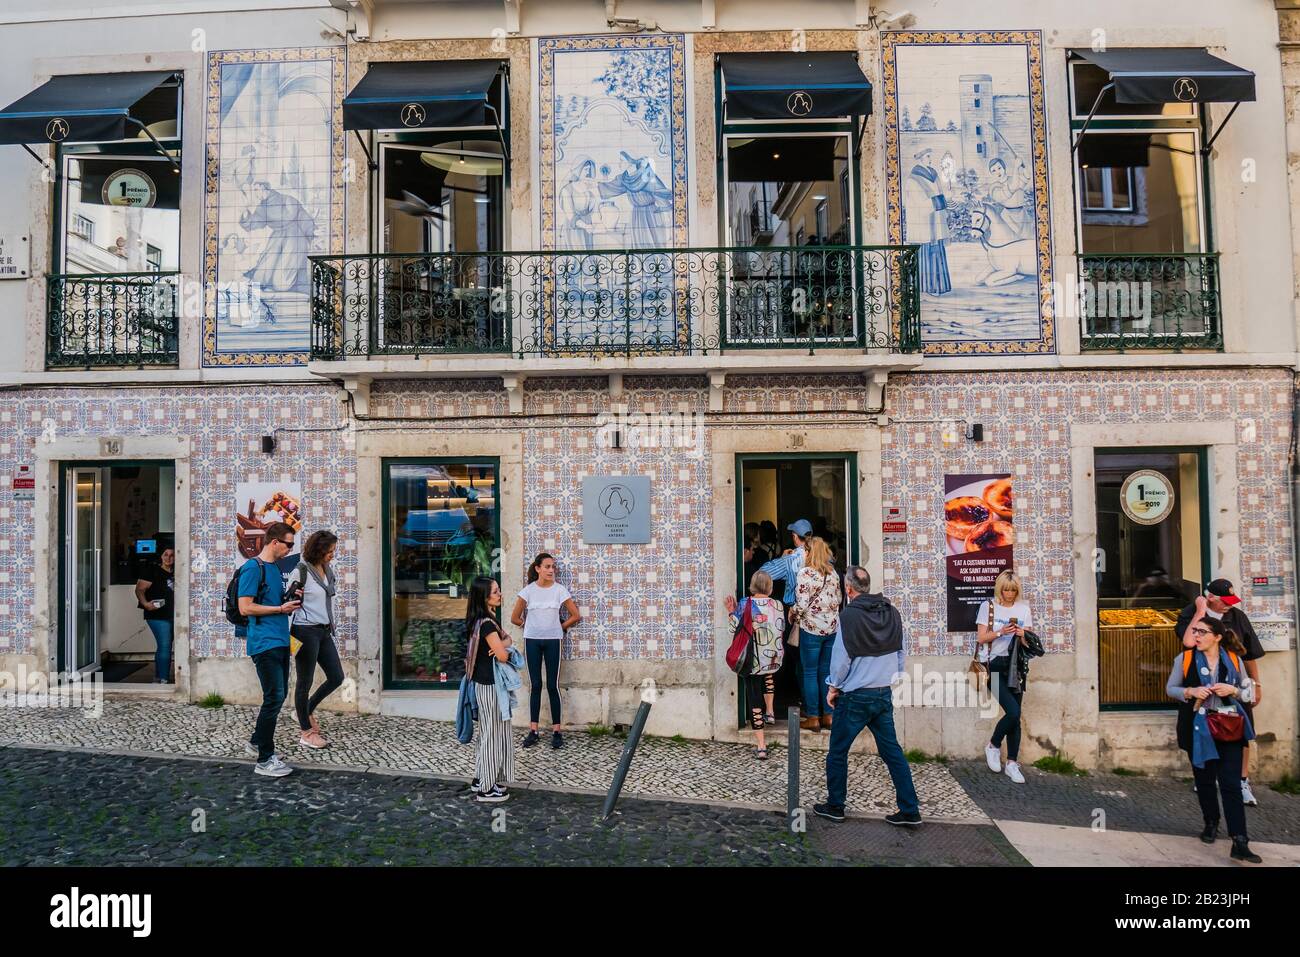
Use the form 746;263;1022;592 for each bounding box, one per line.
1241;779;1258;806
764;713;775;726
1200;822;1219;844
475;786;509;803
243;741;259;758
885;811;923;827
985;744;1002;773
521;730;540;748
299;733;329;750
253;754;293;777
551;731;564;750
812;803;846;822
1004;761;1025;784
1230;838;1262;864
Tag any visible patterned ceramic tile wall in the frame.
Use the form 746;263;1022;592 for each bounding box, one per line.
1;370;1291;665
0;386;357;658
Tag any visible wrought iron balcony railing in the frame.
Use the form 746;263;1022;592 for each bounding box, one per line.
309;245;922;360
1078;253;1222;352
46;272;181;370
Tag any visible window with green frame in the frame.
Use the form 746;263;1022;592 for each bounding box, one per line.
383;457;501;689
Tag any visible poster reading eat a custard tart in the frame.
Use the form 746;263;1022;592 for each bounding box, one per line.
944;473;1013;631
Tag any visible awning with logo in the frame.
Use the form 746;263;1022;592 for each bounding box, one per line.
0;71;177;146
719;52;872;121
1070;48;1255;105
343;60;506;131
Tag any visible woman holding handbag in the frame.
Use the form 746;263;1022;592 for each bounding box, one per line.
793;537;842;732
725;570;785;759
1166;616;1261;863
289;530;344;749
976;570;1033;784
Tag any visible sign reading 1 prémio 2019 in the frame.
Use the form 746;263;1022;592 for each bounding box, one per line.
581;475;651;544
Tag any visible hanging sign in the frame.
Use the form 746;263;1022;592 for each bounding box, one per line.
1120;468;1174;526
102;167;158;208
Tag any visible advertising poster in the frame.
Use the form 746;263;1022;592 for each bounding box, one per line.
944;472;1013;631
235;481;303;572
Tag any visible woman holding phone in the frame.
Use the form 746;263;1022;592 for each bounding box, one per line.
511;553;582;750
134;544;175;683
977;570;1033;784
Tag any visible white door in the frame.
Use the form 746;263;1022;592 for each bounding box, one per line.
65;467;103;674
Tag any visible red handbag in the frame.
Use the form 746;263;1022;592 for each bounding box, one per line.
1207;708;1245;743
725;599;755;675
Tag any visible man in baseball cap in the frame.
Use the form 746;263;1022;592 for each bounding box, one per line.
1175;577;1266;805
757;518;814;609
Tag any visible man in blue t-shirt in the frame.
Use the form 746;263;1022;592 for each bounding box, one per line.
237;522;301;776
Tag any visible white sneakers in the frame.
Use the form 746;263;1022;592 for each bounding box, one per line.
254;754;294;777
299;734;329;750
985;745;1002;773
1004;761;1025;784
1242;779;1259;806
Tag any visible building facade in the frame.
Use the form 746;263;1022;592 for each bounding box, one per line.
1;0;1297;776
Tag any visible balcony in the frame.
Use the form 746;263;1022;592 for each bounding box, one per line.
46;272;180;370
309;245;922;362
1078;253;1222;352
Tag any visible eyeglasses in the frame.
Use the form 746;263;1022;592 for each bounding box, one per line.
280;539;295;548
1189;626;1212;636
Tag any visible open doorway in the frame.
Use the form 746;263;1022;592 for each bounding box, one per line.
60;461;176;684
735;454;857;727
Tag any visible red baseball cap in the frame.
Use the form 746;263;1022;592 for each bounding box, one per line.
1205;579;1241;606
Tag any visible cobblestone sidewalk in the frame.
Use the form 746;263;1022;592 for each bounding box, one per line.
0;699;985;821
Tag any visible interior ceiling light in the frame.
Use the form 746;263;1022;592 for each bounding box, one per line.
421;150;503;176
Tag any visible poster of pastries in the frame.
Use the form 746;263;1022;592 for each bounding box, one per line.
235;481;303;570
944;473;1013;631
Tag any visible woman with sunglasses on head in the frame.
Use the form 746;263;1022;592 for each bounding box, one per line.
1166;615;1261;863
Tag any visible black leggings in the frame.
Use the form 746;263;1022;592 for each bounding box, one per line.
1191;740;1248;840
745;673;775;731
292;624;344;731
526;638;561;726
988;656;1023;761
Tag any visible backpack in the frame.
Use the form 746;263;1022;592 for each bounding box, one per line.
1181;649;1241;678
225;559;268;628
725;598;756;675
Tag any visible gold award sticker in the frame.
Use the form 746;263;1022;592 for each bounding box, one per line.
102;168;157;208
1120;468;1174;526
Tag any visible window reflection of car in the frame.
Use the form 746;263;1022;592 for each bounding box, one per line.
398;508;476;553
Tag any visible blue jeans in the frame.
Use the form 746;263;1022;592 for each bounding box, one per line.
250;646;290;763
799;628;834;718
825;686;919;814
145;619;172;682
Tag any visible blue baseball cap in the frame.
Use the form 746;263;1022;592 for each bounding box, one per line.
788;519;813;537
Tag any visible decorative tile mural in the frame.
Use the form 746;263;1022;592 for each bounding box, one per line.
202;48;346;367
537;34;690;348
881;31;1055;355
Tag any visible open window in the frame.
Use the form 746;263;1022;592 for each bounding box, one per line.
717;53;870;347
0;70;182;367
1067;49;1255;349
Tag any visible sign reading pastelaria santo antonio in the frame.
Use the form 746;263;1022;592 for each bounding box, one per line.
944;472;1014;631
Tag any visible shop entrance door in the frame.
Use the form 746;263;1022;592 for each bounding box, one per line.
735;453;858;727
59;461;176;682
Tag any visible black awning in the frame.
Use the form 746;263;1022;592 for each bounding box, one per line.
0;71;176;145
1072;48;1255;104
720;52;871;120
343;60;504;131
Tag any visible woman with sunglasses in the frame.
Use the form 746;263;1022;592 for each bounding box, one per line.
1166;616;1261;863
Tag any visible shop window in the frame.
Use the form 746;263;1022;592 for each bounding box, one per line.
378;138;505;256
1094;448;1208;709
723;133;853;248
385;459;499;688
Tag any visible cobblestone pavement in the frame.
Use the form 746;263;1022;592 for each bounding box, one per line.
948;761;1300;844
0;700;985;821
0;748;1020;867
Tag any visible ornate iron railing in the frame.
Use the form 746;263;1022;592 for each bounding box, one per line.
309;245;922;360
46;272;180;369
1078;253;1222;352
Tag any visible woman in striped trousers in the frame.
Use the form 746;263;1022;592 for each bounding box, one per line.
465;577;515;803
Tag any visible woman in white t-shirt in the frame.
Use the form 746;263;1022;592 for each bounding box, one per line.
510;552;582;749
977;569;1033;784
